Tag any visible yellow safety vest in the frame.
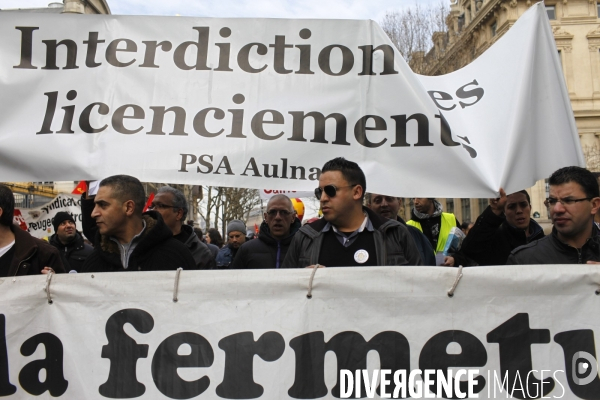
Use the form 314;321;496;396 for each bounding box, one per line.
407;212;456;253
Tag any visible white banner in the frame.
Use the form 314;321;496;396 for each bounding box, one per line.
14;194;84;238
0;3;583;197
0;265;598;399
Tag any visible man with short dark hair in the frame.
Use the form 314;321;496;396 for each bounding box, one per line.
507;166;600;264
366;193;436;266
457;189;544;266
149;186;215;269
283;157;422;268
0;184;65;276
49;211;92;272
216;219;246;268
81;175;196;272
232;194;301;269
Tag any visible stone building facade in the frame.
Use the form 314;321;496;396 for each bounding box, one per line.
401;0;600;224
0;0;110;15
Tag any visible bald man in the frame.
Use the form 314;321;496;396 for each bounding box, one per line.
231;194;301;269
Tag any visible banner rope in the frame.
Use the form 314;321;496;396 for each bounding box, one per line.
45;272;53;304
173;267;183;303
447;265;463;298
307;265;320;299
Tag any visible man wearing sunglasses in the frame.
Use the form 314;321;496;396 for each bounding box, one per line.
507;166;600;264
454;189;544;266
150;186;215;270
282;157;422;268
231;194;301;269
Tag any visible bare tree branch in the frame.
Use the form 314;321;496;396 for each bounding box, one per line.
380;1;449;74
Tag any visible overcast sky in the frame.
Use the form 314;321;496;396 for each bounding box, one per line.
2;0;447;21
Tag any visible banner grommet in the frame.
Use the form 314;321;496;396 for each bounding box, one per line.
307;265;320;299
45;272;53;304
447;265;463;298
173;267;183;303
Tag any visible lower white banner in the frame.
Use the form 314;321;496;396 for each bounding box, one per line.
1;265;599;399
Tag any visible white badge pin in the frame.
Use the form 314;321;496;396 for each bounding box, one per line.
354;249;369;264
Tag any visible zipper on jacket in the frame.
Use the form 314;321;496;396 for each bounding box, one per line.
577;248;582;264
381;224;392;266
276;241;281;269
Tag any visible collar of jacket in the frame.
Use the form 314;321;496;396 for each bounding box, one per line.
98;211;171;255
258;218;302;245
299;207;401;239
10;224;39;262
550;222;600;251
502;218;544;241
178;224;193;242
49;230;85;250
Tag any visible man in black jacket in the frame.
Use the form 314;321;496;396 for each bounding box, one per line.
81;175;196;272
282;158;422;268
507;166;600;264
366;193;436;266
49;211;92;272
457;189;544;266
232;194;301;269
149;186;215;270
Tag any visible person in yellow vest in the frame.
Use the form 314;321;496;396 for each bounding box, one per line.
407;198;460;265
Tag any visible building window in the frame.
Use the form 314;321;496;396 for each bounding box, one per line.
478;198;488;213
546;5;556;20
446;198;454;214
458;13;465;31
598;3;600;18
491;22;497;37
461;199;471;223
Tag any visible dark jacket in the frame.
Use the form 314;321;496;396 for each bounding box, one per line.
216;245;237;269
5;225;65;276
397;216;436;266
177;225;216;270
81;211;196;273
282;207;423;268
206;243;220;260
506;224;600;265
231;219;302;269
460;206;545;266
49;231;93;272
81;194;99;246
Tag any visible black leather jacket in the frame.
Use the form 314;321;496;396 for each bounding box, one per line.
506;224;600;265
282;207;423;268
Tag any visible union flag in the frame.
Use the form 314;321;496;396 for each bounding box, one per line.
71;181;87;195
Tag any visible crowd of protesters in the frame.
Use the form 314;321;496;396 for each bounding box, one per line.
1;158;599;276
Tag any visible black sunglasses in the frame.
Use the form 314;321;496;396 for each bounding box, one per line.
266;209;293;217
314;184;357;200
